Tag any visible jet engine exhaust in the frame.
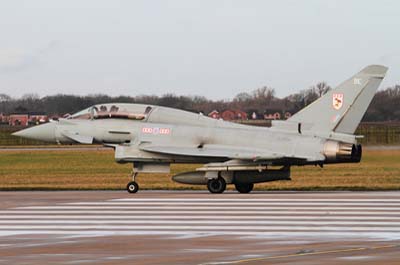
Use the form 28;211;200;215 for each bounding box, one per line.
323;140;362;163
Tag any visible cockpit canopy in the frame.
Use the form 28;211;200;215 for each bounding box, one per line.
68;102;244;129
69;103;153;121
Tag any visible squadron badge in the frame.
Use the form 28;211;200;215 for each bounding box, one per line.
332;93;344;110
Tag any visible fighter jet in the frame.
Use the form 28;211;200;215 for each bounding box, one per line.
13;65;387;194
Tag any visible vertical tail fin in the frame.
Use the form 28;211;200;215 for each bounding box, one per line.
288;65;388;134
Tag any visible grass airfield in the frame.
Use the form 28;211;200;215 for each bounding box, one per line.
0;148;399;191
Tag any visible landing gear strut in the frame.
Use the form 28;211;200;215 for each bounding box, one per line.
207;177;226;194
127;171;139;193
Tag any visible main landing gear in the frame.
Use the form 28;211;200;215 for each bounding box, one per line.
207;177;226;194
127;171;139;193
206;177;255;194
234;183;254;193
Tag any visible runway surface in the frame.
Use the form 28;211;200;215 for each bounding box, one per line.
0;191;399;264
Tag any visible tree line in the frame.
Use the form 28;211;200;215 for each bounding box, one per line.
0;83;399;121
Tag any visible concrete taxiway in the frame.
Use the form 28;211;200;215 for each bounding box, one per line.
0;191;399;264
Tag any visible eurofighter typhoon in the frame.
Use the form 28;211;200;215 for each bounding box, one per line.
13;65;388;193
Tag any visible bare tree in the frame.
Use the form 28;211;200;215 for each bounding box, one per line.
313;82;331;97
0;94;12;102
1;82;399;122
233;92;252;102
252;86;275;103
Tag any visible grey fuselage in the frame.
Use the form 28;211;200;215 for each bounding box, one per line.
43;104;340;166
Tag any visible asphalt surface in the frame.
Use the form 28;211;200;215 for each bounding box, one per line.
0;191;399;264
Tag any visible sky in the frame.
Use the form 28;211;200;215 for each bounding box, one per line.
0;0;399;100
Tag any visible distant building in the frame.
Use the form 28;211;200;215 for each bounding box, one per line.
0;113;9;124
208;110;248;121
9;114;29;126
208;110;220;119
264;112;281;120
220;110;234;120
6;112;49;126
264;109;292;120
221;110;247;121
29;114;48;125
284;112;292;119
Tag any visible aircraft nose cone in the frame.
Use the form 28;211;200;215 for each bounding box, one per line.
12;122;56;142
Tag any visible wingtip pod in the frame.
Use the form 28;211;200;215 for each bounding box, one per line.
360;64;388;78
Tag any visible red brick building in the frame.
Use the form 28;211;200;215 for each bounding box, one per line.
9;114;29;126
208;110;220;119
29;114;48;125
284;112;292;119
0;113;9;124
264;112;281;120
220;110;248;121
264;110;292;120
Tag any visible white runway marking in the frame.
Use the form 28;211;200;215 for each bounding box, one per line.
1;215;399;220
2;210;400;215
111;198;400;202
0;225;399;231
0;230;398;239
68;202;400;206
1;196;400;240
0;220;398;226
16;206;400;210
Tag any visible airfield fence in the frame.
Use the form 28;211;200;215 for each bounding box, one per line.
237;121;400;146
357;122;400;145
0;122;399;146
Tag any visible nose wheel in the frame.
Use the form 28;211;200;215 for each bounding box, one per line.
127;171;139;193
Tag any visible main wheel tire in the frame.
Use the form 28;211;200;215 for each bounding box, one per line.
207;177;226;194
127;181;139;193
235;183;254;193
